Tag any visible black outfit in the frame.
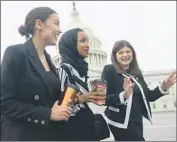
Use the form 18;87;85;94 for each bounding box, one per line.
58;28;97;141
101;64;166;141
58;63;96;141
109;122;145;141
108;80;145;141
1;38;63;141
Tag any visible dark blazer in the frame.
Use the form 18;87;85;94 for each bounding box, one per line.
101;64;165;128
1;38;63;141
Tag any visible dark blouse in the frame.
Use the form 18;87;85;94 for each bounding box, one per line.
43;70;61;102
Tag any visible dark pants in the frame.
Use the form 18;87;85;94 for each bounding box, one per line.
59;122;96;141
58;109;97;141
109;123;145;141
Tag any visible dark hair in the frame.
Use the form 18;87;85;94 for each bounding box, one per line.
18;7;57;39
111;40;142;76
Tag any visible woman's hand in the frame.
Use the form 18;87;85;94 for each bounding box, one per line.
76;92;106;105
50;101;72;121
161;71;176;91
123;77;134;99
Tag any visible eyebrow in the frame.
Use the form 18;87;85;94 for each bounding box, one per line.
79;37;89;41
79;36;88;39
80;36;86;38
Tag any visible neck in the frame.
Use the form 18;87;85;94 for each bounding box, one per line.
32;35;45;57
121;65;129;71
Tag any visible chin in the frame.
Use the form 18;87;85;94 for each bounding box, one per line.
123;64;130;66
83;55;88;59
84;54;89;58
81;53;88;58
122;61;131;65
121;62;130;66
48;41;57;46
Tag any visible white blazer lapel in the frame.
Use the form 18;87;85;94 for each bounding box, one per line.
128;74;153;125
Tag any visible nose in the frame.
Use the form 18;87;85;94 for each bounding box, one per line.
85;42;89;48
87;44;90;49
86;41;89;46
57;26;62;34
85;40;90;45
59;29;62;34
123;52;128;56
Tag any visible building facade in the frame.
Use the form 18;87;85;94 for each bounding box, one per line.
143;70;176;112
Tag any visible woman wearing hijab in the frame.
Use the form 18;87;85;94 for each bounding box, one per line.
57;28;106;141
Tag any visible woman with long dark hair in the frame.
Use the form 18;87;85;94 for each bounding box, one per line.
101;40;176;141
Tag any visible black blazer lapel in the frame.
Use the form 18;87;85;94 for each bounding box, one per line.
24;38;53;96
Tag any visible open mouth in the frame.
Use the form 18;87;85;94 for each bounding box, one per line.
54;31;60;39
54;33;60;40
84;49;89;54
122;58;130;61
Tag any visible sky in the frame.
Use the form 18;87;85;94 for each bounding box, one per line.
1;1;176;71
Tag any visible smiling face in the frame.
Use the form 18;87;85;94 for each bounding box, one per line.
35;13;61;46
77;31;89;58
116;46;133;70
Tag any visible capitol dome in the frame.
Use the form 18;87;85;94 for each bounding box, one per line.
83;26;95;37
66;3;95;37
52;1;107;81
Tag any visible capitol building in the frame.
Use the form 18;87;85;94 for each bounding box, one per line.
52;2;176;113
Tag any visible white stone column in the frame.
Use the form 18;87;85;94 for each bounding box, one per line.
96;54;99;66
102;55;105;67
98;54;101;66
93;54;96;66
90;39;93;48
100;55;102;67
96;54;98;66
91;54;94;66
103;56;106;66
101;55;103;66
94;54;96;66
92;40;95;48
101;55;103;67
97;54;100;66
90;54;92;65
